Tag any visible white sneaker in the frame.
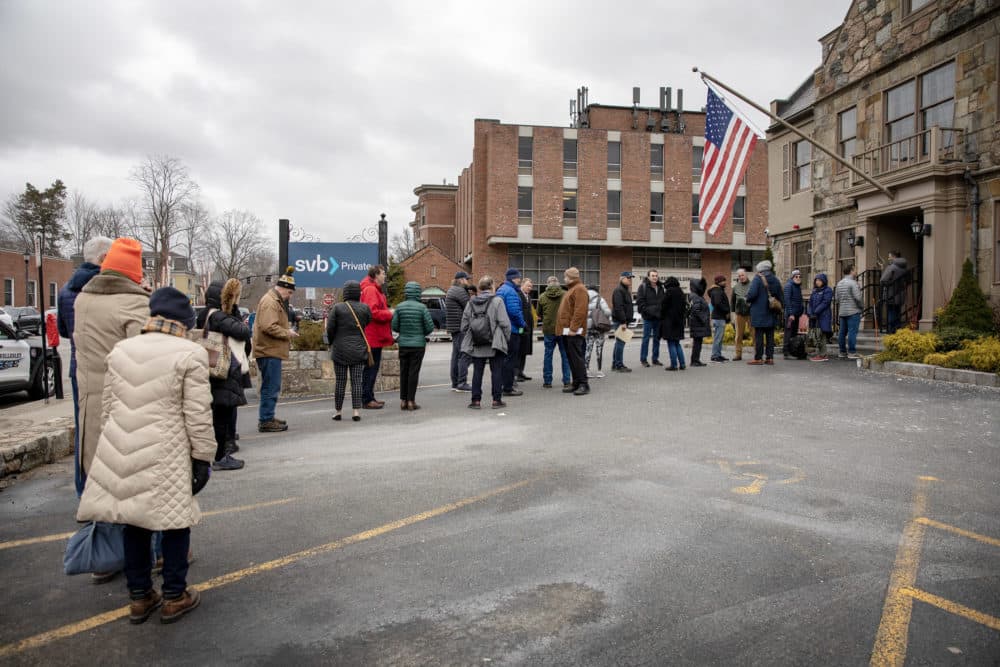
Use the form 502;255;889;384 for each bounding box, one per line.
595;371;605;378
586;371;597;378
847;353;861;360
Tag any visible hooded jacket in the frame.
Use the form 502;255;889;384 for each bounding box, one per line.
746;270;783;328
636;277;665;320
806;273;834;333
784;276;804;317
391;281;434;348
612;282;634;325
360;275;394;348
556;277;589;335
326;281;372;365
687;278;711;338
252;288;292;360
587;289;612;333
196;280;252;407
460;291;511;357
708;283;731;322
880;257;909;306
496;279;526;331
56;261;101;377
659;277;687;341
445;283;471;333
536;283;566;336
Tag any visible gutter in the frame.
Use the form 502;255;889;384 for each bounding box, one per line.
963;168;980;276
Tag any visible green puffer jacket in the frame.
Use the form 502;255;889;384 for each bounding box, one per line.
391;281;434;348
536;283;565;336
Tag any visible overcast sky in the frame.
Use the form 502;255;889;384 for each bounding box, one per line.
0;1;849;248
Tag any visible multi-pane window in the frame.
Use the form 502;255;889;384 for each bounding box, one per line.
518;136;533;175
634;248;701;270
885;61;956;157
508;245;600;289
886;79;916;144
607;191;621;228
650;144;664;181
837;229;855;277
607;141;621;179
692;145;704;183
906;0;932;13
691;194;700;228
792;240;812;285
563;139;578;177
3;278;12;306
731;250;766;271
517;186;532;225
49;282;57;309
732;196;746;233
794;140;811;192
563;189;577;226
650;192;664;229
838;107;857;169
921;61;956;149
27;280;36;307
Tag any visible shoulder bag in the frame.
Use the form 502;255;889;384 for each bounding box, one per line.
189;309;233;379
63;521;125;575
345;303;375;367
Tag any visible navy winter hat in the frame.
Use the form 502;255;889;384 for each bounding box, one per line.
455;271;470;280
149;287;196;329
620;271;634;278
505;268;521;280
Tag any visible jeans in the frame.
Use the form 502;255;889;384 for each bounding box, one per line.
839;313;861;354
666;339;685;369
471;354;504;402
125;525;190;599
362;347;383;404
886;304;901;334
754;327;776;360
450;332;470;387
640;318;660;363
502;331;521;392
711;319;726;359
71;373;84;497
543;334;571;386
565;335;588;388
612;323;626;369
398;346;426;402
256;357;282;422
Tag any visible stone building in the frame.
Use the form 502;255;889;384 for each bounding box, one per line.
768;0;999;329
412;88;769;298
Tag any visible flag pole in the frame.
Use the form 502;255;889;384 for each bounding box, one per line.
693;67;894;200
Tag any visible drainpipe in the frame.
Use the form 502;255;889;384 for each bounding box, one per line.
963;168;979;276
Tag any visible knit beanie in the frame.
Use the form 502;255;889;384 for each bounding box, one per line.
149;287;195;329
101;238;143;284
756;260;772;273
564;267;580;281
276;266;296;290
505;267;521;280
714;274;726;285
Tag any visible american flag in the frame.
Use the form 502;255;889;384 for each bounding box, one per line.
699;87;758;236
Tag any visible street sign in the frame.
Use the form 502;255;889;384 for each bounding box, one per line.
305;287;316;300
323;293;335;306
288;242;379;288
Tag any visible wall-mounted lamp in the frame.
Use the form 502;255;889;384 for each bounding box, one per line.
846;230;865;248
910;217;931;239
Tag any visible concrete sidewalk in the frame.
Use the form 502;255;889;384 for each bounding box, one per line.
0;396;74;480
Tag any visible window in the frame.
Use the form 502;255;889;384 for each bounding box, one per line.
563;189;577;226
430;265;437;279
906;0;932;14
732;196;746;233
563;139;577;177
3;278;12;306
792;240;812;285
650;144;664;181
27;280;36;308
838;107;857;169
693;145;704;183
691;194;700;228
732;250;766;271
793;140;811;192
885;61;956;159
508;245;600;289
607;191;621;228
607;141;621;179
837;229;855;277
518;136;533;175
634;248;701;270
49;282;57;309
921;61;956;149
518;186;532;225
650;192;663;229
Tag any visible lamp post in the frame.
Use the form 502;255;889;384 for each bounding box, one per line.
23;249;30;307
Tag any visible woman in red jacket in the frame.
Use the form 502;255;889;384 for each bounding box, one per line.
359;265;394;409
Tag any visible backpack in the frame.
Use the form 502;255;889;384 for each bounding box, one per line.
787;334;808;359
590;300;612;333
469;297;494;346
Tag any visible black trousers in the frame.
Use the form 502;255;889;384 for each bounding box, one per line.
211;404;237;461
471;354;504;402
398;346;425;402
502;332;521;391
565;335;588;388
690;337;703;364
754;326;775;360
124;525;190;599
361;347;383;404
450;332;470;387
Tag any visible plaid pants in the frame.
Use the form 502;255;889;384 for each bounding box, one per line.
334;362;365;410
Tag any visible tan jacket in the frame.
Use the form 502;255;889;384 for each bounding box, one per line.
76;331;216;530
557;279;589;335
252;289;292;360
73;273;150;475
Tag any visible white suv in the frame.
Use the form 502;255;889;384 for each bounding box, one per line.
0;307;12;329
0;320;57;399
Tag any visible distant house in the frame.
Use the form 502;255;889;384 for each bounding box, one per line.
396;244;465;292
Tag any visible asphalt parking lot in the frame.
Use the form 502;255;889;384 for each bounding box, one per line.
1;340;997;665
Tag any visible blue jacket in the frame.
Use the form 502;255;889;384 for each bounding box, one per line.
496;280;526;331
784;277;804;317
806;273;834;333
56;262;101;377
746;271;783;328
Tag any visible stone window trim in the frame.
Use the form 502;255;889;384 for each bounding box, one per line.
883;60;955;150
901;0;935;23
607;141;622;179
607;191;621;229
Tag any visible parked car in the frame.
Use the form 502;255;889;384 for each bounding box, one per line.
0;307;12;329
0;320;59;399
301;306;323;321
420;296;447;331
7;306;41;336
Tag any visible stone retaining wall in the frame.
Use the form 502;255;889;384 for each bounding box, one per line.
862;357;1000;388
281;349;400;396
0;418;75;478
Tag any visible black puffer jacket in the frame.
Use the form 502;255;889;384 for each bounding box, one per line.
445;284;471;333
687;278;711;338
326;281;372;366
659;277;687;341
196;280;252;408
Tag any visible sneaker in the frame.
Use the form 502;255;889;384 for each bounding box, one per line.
747;360;765;365
161;589;201;624
468;400;481;409
652;360;663;366
224;440;239;455
542;383;552;388
129;590;162;625
502;389;523;397
491;400;506;409
594;371;605;378
809;355;830;362
212;455;245;471
640;360;650;367
573;385;590;396
619;365;632;372
587;370;598;378
562;385;577;393
258;420;287;433
455;383;472;392
838;352;848;359
847;353;861;360
718;356;729;361
665;366;678;371
274;418;287;425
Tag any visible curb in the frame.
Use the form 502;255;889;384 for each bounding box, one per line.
860;357;1000;388
0;419;75;479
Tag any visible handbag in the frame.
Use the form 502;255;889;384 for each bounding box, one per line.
63;521;125;575
767;293;783;312
190;309;232;379
345;303;375;367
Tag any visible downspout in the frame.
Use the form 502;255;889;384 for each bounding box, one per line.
963;168;979;276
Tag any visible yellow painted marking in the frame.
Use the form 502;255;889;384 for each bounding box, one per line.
870;476;935;667
0;477;538;659
0;497;299;552
731;476;767;495
708;458;804;495
917;476;939;481
903;587;1000;631
915;517;1000;548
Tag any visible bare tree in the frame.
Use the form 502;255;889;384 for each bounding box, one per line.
130;155;199;287
178;201;211;263
66;191;100;258
208;209;271;280
389;227;415;262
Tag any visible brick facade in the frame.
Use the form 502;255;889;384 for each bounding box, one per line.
0;248;76;310
397;244;465;292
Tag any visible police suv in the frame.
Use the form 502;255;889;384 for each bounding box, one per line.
0;320;58;399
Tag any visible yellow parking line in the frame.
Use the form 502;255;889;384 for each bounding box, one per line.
903;586;1000;631
0;498;300;552
870;476;935;667
915;517;1000;549
0;476;538;659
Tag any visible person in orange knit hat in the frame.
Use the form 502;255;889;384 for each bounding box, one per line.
99;237;144;284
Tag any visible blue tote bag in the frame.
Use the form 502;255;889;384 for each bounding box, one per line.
63;521;125;575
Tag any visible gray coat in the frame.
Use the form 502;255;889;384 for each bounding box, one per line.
835;276;864;317
460;292;511;358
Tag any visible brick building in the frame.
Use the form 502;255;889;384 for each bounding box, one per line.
396;244;465;292
1;247;75;310
412;88;769;298
767;0;999;328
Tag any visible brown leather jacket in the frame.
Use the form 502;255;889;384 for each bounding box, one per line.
252;289;292;360
556;279;589;335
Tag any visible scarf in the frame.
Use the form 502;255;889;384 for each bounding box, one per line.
141;317;189;338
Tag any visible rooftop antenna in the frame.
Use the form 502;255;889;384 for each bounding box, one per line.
661;86;673;132
580;86;589;127
675;89;686;133
632;86;640;129
646;109;656;131
570;98;577;127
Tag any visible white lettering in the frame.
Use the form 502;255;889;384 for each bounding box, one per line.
340;261;369;271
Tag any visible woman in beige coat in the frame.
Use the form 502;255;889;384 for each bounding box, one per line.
77;288;216;625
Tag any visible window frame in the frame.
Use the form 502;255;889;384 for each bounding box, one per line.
607;141;621;179
837;106;857;172
650;144;664;181
517;186;533;225
3;278;12;306
792;240;812;285
732;196;746;234
836;229;855;278
650;192;664;229
49;282;57;309
518;136;533;175
692;145;703;183
563;188;578;227
563;138;578;177
692;194;700;229
607;190;621;228
27;280;36;308
793;139;811;192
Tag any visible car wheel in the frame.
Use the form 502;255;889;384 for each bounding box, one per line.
28;357;57;400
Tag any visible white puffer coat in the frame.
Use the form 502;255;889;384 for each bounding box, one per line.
76;330;216;531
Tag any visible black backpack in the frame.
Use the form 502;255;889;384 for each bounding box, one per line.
787;334;808;359
469;297;494;346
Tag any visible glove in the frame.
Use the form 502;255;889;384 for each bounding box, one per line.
191;458;211;495
517;327;524;335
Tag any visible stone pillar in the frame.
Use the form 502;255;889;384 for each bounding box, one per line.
375;348;400;394
918;207;965;330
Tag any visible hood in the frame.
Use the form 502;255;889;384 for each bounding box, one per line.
664;276;680;289
342;280;361;302
814;273;828;288
471;292;494;305
893;257;908;270
360;275;377;291
66;263;101;293
689;277;706;297
404;281;422;300
221;279;242;313
204;280;224;309
543;284;563;298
